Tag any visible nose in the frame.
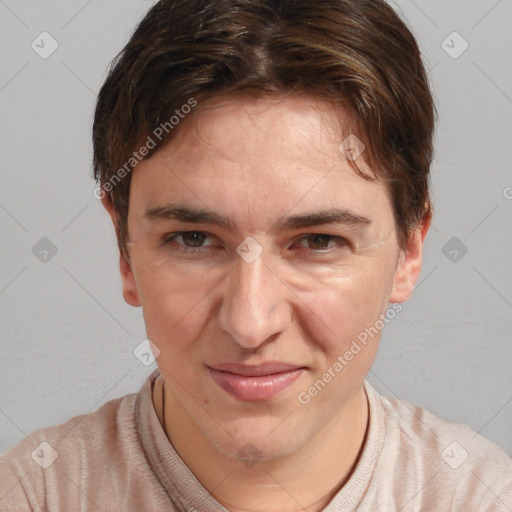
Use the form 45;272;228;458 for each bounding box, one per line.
216;248;292;350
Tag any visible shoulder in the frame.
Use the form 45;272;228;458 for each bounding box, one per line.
3;391;137;468
363;381;512;510
0;391;137;511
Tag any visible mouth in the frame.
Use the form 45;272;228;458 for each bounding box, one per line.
207;362;307;402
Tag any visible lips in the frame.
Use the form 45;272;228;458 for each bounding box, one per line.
207;362;306;401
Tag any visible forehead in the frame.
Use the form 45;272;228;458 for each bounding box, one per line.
128;95;394;230
159;95;360;171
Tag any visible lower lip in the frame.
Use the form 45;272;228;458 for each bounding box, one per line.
208;368;305;402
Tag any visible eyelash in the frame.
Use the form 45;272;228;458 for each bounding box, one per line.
162;231;349;255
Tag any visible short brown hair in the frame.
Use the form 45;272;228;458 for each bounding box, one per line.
93;0;436;258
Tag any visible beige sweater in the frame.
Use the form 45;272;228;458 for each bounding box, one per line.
1;370;511;511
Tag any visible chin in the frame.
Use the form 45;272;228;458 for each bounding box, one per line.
221;434;300;468
204;414;307;466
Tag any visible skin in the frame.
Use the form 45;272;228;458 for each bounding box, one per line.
102;94;429;511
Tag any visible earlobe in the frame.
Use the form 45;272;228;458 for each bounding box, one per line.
101;193;141;308
389;213;431;303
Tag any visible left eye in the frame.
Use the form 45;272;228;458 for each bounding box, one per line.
294;234;348;253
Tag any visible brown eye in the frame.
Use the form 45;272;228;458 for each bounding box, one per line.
306;235;333;250
180;232;207;247
163;231;215;253
295;234;349;254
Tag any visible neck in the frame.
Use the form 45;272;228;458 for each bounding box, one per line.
152;376;369;512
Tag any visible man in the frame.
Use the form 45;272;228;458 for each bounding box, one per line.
1;0;511;510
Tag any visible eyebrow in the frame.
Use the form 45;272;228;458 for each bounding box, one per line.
144;203;371;232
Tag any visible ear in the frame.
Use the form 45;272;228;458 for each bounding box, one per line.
389;212;431;303
101;193;141;308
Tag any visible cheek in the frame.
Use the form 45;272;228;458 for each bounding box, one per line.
132;256;222;347
298;264;394;350
295;270;393;412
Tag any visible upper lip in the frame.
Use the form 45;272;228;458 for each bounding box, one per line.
208;362;305;377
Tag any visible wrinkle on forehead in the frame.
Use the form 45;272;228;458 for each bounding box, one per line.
157;94;373;177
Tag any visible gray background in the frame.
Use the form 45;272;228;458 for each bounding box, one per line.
0;0;511;458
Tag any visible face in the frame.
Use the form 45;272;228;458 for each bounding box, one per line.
104;94;425;462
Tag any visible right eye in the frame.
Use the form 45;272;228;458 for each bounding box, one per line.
162;231;216;253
